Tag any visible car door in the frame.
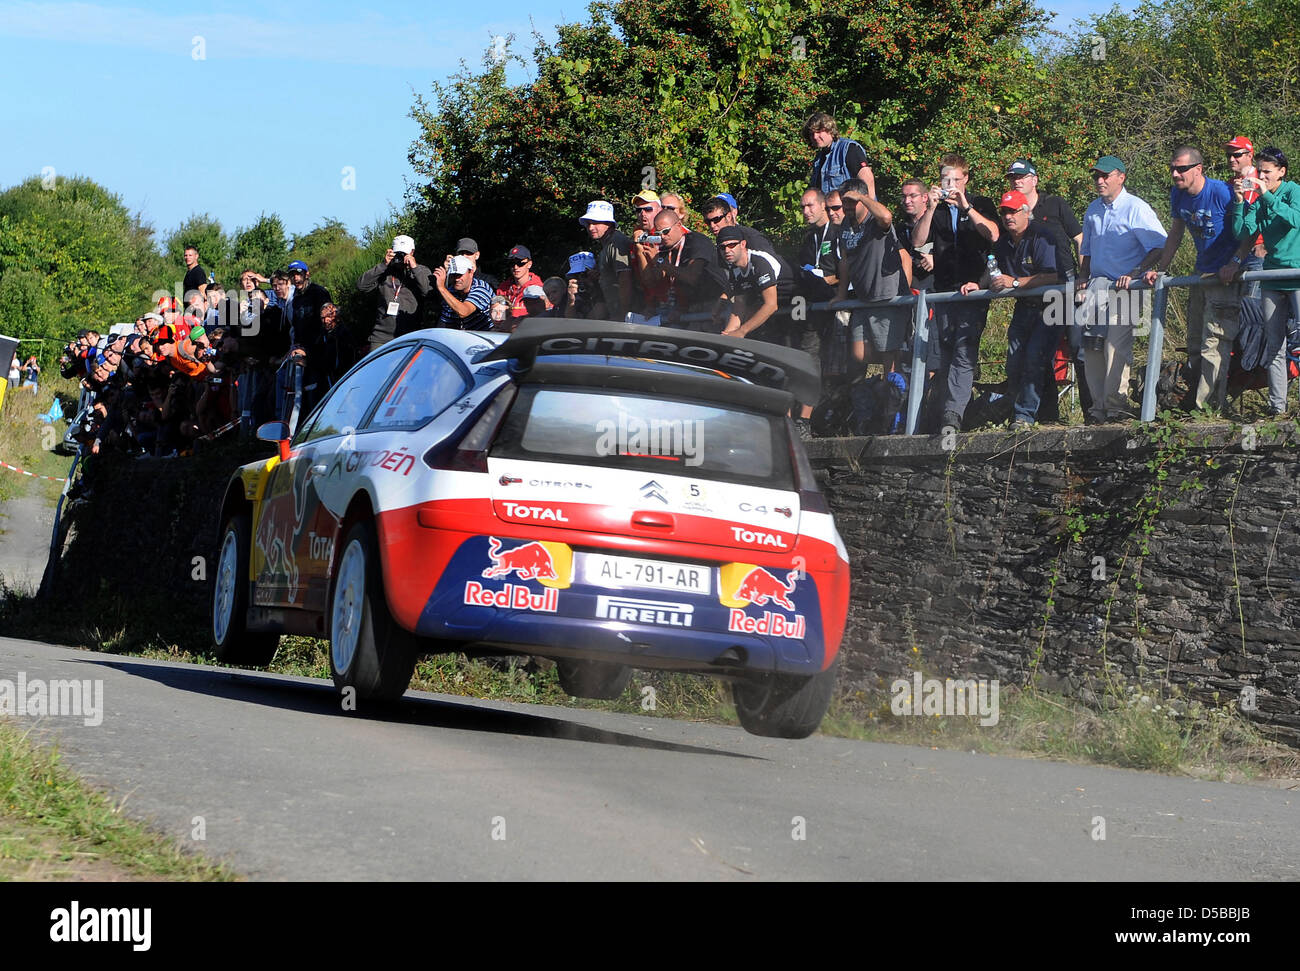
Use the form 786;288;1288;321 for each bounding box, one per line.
256;345;416;611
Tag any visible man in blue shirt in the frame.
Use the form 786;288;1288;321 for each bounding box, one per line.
1142;146;1254;411
1077;156;1167;423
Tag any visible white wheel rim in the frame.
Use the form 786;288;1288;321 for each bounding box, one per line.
213;529;239;644
332;538;366;674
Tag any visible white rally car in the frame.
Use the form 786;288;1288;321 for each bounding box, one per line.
212;320;850;737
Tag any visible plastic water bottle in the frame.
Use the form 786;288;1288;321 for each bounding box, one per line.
986;254;999;283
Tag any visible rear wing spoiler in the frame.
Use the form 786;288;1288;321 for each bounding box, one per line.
475;319;822;404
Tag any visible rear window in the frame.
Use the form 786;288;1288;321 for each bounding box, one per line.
492;387;792;488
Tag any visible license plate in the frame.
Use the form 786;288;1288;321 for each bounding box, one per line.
579;553;711;595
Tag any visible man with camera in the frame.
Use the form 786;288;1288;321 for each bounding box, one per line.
357;234;433;352
433;255;495;331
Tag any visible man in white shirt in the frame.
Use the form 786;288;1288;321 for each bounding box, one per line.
1077;155;1167;422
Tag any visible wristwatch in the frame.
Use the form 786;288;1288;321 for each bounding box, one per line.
1011;278;1021;289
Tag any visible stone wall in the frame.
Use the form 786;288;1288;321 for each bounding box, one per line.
807;422;1300;743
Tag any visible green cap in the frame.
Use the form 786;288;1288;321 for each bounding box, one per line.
1091;155;1126;174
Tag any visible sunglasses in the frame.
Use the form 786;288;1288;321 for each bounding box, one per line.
662;204;677;211
1228;150;1249;159
1170;162;1200;173
635;205;657;213
827;204;843;212
509;259;529;267
456;249;474;255
705;214;728;224
720;240;742;249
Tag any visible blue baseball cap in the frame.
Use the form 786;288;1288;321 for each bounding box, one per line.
716;192;739;211
288;260;309;272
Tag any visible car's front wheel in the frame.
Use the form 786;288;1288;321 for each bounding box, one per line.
212;512;280;666
329;519;418;704
732;659;838;739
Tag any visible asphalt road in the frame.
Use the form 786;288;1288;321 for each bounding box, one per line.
0;494;55;595
1;636;1297;881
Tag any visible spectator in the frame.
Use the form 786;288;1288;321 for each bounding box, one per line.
1078;155;1168;423
434;255;495;330
826;190;846;227
716;226;794;345
1005;157;1086;422
1231;146;1300;415
578;201;633;322
21;355;40;393
829;178;909;376
302;302;356;405
910;153;1001;434
7;353;18;388
521;284;554;318
496;245;544;318
489;294;511;328
641;209;727;327
962;189;1063;426
453;237;499;291
563;253;600;318
285;260;333;351
896;179;934;290
542;276;566;312
357;234;434;351
804;111;877;201
238;270;271;336
1142;147;1250;411
1225;137;1266;276
632;190;662;236
659;191;688;221
701;195;777;253
181;244;208;306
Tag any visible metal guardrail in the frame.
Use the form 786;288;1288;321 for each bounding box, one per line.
677;267;1300;434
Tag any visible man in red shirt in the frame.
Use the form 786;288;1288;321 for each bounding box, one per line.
496;244;544;317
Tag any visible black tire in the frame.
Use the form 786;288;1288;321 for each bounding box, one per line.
556;659;632;700
212;512;280;666
732;658;839;739
329;519;418;704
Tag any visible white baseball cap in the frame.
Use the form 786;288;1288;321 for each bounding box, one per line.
392;234;415;254
448;255;473;275
579;200;616;226
522;284;547;299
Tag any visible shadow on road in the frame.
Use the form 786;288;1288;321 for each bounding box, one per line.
75;656;761;760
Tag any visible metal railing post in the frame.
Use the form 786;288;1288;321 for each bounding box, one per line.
1140;276;1168;423
906;289;929;435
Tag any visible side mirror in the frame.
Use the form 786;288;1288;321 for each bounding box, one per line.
257;421;291;461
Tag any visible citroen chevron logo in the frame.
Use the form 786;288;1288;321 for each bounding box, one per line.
640;480;668;504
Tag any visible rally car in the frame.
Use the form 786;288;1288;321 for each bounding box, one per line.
211;320;851;737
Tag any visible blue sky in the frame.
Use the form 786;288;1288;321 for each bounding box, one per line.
0;1;1128;249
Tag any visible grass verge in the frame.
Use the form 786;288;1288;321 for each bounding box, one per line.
0;718;235;881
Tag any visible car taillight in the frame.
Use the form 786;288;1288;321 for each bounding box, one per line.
788;422;828;514
425;383;517;472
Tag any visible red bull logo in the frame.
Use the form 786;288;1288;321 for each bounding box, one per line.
463;581;558;613
482;537;558;581
727;609;806;639
732;567;800;611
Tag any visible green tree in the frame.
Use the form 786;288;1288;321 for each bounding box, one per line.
408;0;1085;275
0;175;163;364
232;213;289;276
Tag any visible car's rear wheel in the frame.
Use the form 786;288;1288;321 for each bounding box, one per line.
329;519;418;704
556;659;632;700
732;659;838;739
212;512;280;666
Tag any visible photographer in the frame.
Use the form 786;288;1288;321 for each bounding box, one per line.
357;234;433;351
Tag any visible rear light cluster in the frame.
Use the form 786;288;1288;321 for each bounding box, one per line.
788;422;828;514
425;384;517;472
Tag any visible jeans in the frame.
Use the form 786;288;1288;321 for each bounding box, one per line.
1006;308;1058;423
924;299;989;429
1261;288;1300;413
1185;280;1243;410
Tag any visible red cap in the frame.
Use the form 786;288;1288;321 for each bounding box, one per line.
1225;136;1254;152
999;190;1030;211
157;296;178;312
153;325;176;344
